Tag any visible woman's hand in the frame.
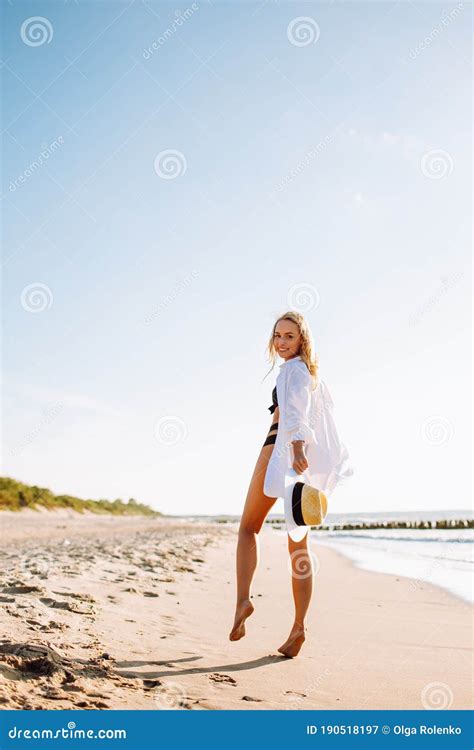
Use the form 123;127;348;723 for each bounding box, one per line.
292;440;308;474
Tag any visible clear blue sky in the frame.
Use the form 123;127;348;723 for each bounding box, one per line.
1;0;471;516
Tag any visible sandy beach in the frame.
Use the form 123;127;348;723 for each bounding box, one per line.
0;510;472;710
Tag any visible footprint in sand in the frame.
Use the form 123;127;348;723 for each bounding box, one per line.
76;699;109;709
45;621;69;631
208;673;237;685
39;597;94;615
51;591;96;604
143;679;163;689
2;583;45;595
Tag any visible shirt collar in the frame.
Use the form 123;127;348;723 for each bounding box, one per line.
278;355;302;368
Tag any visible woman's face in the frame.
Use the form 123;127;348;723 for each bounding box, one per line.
273;319;302;360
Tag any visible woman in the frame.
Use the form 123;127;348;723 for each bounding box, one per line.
229;311;319;658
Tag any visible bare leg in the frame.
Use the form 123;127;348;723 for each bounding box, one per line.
229;419;278;641
278;531;313;657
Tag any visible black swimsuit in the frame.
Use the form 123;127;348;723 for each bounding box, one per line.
268;386;278;415
263;387;279;447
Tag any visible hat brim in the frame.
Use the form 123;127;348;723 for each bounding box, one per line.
284;469;311;542
284;493;310;541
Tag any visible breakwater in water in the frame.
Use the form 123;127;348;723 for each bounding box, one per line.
264;517;473;531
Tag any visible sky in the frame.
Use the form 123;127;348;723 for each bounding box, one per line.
1;0;472;517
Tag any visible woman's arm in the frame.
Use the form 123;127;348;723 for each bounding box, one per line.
284;365;313;473
291;438;308;473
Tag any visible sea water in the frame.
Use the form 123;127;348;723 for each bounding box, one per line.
271;510;473;604
313;527;473;604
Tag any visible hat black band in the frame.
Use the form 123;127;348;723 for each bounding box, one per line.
292;482;305;527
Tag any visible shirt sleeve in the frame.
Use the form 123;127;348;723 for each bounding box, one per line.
284;365;315;443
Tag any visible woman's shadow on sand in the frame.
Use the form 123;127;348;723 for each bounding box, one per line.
115;653;288;680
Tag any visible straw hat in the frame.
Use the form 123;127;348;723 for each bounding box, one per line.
284;468;328;542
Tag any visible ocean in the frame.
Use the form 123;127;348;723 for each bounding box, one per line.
275;510;473;604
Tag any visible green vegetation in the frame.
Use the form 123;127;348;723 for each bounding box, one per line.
0;477;161;516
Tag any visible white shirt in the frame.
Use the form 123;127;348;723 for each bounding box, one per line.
263;356;353;500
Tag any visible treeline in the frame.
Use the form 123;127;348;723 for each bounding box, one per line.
0;477;160;516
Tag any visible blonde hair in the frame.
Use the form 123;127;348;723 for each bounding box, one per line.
264;311;319;390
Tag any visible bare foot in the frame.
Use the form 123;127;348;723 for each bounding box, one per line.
229;599;254;641
277;624;307;658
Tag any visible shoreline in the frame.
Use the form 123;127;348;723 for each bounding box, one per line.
311;534;473;605
0;513;472;710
